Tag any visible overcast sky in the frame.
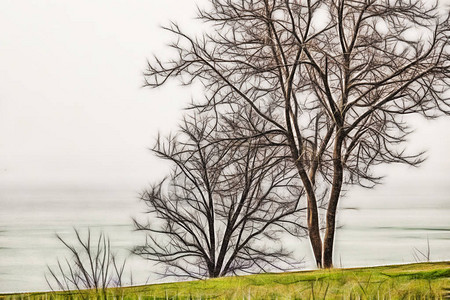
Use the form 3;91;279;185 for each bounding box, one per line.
1;0;449;199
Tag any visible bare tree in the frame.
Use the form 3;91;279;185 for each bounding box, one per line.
133;114;306;278
46;229;128;298
143;0;450;268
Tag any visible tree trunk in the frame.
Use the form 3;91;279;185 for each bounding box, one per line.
322;208;337;268
308;202;323;268
296;165;323;268
322;131;344;268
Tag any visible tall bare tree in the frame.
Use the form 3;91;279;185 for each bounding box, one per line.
134;114;305;278
143;0;450;268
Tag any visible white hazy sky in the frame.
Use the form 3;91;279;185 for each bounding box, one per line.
0;0;449;198
0;0;207;190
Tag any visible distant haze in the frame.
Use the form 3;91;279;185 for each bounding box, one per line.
0;0;449;203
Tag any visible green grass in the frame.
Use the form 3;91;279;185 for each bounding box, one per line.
1;262;449;299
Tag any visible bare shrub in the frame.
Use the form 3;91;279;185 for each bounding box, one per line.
46;229;128;297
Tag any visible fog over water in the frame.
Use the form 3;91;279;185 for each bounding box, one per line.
1;0;449;293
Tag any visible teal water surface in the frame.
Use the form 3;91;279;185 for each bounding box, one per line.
0;188;449;293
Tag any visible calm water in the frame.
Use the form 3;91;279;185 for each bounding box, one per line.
0;188;449;293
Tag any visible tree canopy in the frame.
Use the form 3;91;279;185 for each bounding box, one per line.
144;0;450;268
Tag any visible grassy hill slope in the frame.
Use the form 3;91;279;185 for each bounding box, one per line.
1;261;449;299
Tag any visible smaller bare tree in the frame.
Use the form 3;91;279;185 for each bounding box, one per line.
134;114;306;279
46;229;128;298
